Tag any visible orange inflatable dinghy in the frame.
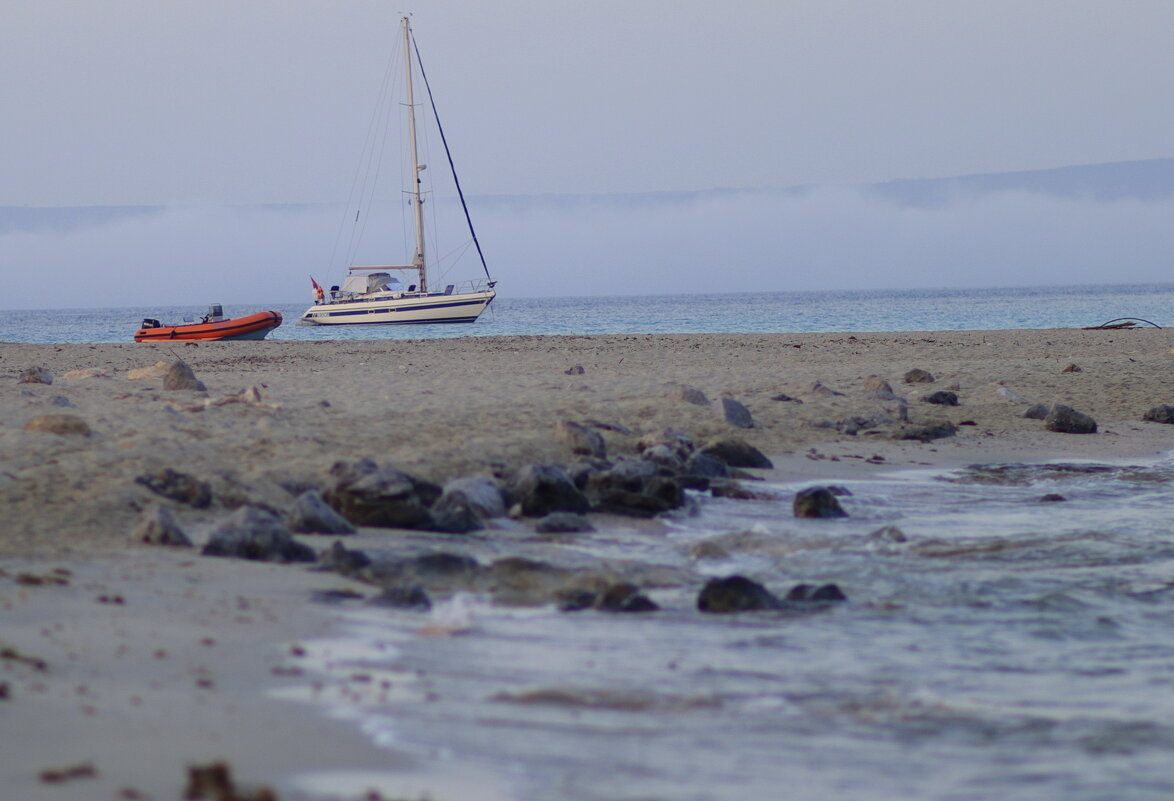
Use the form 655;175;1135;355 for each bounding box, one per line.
134;305;282;342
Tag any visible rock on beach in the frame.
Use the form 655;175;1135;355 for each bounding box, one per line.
1044;404;1098;434
793;486;848;518
163;360;207;392
23;414;91;436
201;507;316;563
131;504;193;547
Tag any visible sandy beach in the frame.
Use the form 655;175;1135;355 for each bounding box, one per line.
5;328;1174;800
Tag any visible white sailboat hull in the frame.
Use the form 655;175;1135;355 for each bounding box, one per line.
298;288;495;326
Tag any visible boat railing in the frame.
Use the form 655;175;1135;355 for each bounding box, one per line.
317;278;495;306
433;278;495;296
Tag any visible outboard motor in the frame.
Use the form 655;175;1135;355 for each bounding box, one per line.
206;304;224;322
140;318;161;329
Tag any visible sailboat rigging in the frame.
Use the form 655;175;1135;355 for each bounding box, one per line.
299;16;496;326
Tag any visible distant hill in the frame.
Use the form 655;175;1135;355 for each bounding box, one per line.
0;205;164;234
4;158;1174;230
866;158;1174;208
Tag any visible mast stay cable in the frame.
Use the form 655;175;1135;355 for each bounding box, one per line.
410;30;494;283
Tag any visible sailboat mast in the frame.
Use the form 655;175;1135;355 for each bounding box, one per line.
402;16;427;292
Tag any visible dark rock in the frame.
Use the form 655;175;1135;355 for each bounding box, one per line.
430;477;505;534
135;468;212;508
641;443;686;472
535;512;595;534
586;461;685;517
286;490;356;535
322;459;440;529
1023;403;1050;420
322;540;371;575
697;575;781;613
23;414;91;436
510;464;591;517
680;386;710;406
677;474;711;491
862;376;904;402
903;368;935;384
1143;405;1174;424
18;366;53;385
486;557;575;603
596;582;659;613
564;365;585;375
566;458;611;490
684;451;731;479
785;583;848;602
637;429;695;460
699;438;773;469
770;392;803;404
163;360;206;392
132;504;193;547
809;381;846;397
645;475;686;506
714;397;754;428
371;584;432;611
1044;404;1097;434
555;588;599;612
438;477;506;519
554;420;607;458
49;396;72;407
365;552;483;592
793;486;848;518
892;421;958;442
833;412;898;435
921;391;959;406
412;552;482;579
429;492;484;534
1039;493;1067;502
588;480;684;518
709;480;778;500
310;589;365;604
1061;363;1082;373
586;458;655;493
201;506;316;563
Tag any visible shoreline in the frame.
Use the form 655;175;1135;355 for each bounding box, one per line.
5;329;1174;798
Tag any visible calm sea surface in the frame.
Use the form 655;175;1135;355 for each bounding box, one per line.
13;283;1174;799
2;282;1172;343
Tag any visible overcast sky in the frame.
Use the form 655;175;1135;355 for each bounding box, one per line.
6;0;1174;205
4;0;1174;310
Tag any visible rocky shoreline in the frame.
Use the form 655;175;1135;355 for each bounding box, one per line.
6;331;1174;799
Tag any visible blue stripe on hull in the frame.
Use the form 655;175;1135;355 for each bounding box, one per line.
328;316;480;325
321;299;487;318
300;296;492;325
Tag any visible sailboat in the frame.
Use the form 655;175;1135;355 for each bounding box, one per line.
299;16;496;327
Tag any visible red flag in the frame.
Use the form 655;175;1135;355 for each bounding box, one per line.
310;276;324;301
310;276;321;290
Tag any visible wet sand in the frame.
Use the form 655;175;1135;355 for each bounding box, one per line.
4;329;1174;799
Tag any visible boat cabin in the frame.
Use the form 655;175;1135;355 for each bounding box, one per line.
341;272;406;296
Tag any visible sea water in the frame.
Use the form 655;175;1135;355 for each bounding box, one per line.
272;456;1174;801
2;282;1173;343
